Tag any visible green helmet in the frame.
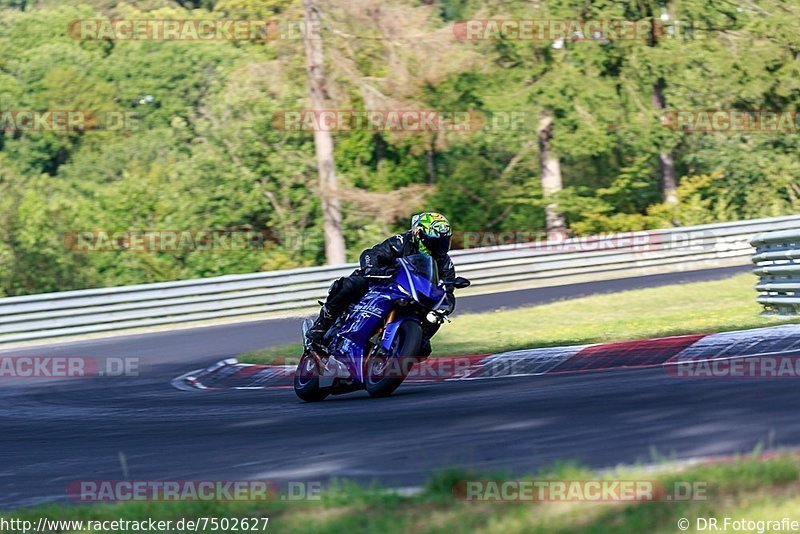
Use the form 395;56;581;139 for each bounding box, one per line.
411;212;452;257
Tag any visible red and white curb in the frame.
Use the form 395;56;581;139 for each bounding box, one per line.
172;324;800;391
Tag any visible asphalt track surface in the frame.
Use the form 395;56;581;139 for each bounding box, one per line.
3;264;788;509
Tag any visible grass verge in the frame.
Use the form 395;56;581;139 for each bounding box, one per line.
6;452;800;533
239;274;798;365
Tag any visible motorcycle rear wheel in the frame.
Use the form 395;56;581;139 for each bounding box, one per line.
365;321;423;398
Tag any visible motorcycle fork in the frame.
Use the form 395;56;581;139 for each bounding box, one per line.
364;309;396;371
376;309;396;346
307;348;325;374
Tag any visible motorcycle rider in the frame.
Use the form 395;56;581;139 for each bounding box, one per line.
306;212;457;359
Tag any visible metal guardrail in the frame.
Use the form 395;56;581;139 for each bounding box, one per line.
752;226;800;316
1;215;799;344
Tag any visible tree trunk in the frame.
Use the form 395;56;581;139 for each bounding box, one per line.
425;133;437;184
303;0;346;264
537;112;566;238
652;78;678;206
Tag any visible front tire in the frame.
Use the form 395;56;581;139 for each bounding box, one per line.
365;321;423;398
294;351;328;402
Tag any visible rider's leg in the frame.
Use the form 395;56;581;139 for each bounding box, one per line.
306;304;336;345
307;275;369;344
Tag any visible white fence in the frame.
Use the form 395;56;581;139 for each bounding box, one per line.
752;226;800;316
1;215;798;344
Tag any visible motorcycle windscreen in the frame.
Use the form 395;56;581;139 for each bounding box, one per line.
399;254;446;306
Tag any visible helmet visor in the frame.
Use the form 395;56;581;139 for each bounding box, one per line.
420;233;451;257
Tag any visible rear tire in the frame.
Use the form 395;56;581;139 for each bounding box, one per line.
294;352;328;402
365;321;423;398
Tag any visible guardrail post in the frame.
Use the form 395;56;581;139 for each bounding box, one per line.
751;229;800;316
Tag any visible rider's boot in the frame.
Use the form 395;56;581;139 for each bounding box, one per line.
306;304;337;347
418;337;433;362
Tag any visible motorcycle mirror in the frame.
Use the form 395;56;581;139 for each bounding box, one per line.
451;277;471;289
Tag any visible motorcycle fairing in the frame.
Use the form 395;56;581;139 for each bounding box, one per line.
334;288;396;383
397;258;446;307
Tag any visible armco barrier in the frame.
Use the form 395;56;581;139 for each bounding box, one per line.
1;215;799;344
752;226;800;315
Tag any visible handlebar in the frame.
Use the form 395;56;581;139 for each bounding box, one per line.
426;309;451;324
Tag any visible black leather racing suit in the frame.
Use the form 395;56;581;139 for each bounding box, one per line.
319;231;457;357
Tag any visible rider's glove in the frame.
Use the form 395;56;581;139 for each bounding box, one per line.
440;297;455;316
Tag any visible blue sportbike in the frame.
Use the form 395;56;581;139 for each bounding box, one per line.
294;253;470;401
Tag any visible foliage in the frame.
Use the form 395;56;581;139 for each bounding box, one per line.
0;0;798;295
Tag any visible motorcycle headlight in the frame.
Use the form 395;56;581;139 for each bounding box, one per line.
425;311;439;324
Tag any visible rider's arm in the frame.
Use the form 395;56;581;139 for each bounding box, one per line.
439;255;457;315
359;234;406;273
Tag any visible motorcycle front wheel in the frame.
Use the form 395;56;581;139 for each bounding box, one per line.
365;321;423;398
294;351;329;402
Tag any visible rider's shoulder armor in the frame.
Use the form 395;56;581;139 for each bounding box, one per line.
388;232;415;256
